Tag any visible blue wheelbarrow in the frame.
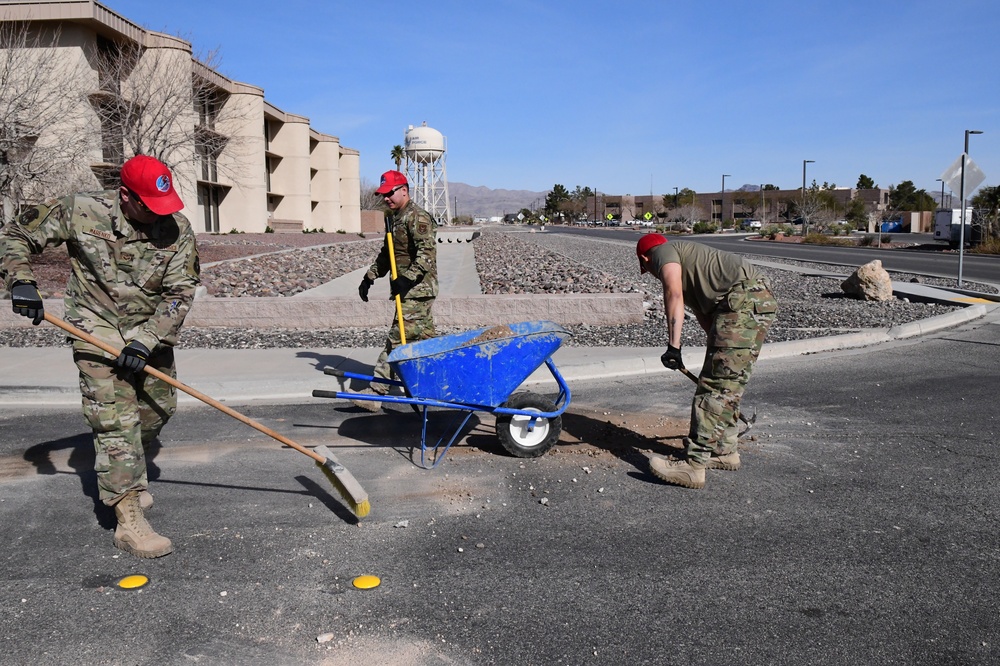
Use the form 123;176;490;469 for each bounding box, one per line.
312;320;572;468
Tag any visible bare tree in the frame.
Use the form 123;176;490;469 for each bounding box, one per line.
0;22;94;221
798;179;830;234
359;176;384;211
674;203;706;230
88;39;253;193
1;22;258;223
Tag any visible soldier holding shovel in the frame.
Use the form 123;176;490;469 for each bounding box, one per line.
636;234;777;489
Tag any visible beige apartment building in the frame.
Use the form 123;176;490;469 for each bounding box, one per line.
0;0;361;233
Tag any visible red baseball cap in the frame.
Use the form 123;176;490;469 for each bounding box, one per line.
120;155;184;215
375;170;408;194
636;233;668;273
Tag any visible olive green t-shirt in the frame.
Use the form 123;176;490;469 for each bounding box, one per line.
646;240;759;315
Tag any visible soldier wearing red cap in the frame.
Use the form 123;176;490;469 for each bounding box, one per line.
636;234;777;489
0;155;200;557
354;170;438;410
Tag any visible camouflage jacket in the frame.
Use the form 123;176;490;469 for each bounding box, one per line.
0;190;200;350
365;200;438;299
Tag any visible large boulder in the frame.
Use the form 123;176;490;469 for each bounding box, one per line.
841;260;894;301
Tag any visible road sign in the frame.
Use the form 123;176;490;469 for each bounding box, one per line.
606;213;613;221
517;212;524;221
941;154;986;196
644;212;653;221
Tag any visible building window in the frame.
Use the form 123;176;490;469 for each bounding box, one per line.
197;142;218;183
198;183;224;233
195;91;221;132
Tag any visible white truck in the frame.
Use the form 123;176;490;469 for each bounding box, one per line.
933;209;973;248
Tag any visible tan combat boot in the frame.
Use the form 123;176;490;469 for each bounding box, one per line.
350;386;385;413
649;456;707;489
707;451;741;471
113;491;173;558
138;490;153;510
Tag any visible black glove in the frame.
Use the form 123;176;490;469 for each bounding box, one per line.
358;276;373;302
11;280;44;325
116;341;151;375
661;345;684;371
389;275;415;298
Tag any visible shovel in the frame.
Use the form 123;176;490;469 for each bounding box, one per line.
43;313;370;518
678;366;757;435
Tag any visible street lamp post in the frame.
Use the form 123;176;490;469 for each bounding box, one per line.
959;129;983;286
802;160;814;235
936;178;945;211
721;174;730;228
760;184;765;225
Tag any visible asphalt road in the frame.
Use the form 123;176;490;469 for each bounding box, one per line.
552;226;1000;286
1;308;998;664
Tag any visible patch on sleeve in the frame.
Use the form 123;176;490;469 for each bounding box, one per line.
18;207;40;226
416;222;430;236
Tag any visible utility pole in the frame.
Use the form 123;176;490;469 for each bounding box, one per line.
958;130;983;286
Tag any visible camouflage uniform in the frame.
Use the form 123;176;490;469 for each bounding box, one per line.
364;200;438;387
0;191;200;504
647;241;777;465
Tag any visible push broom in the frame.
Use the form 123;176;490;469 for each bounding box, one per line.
44;313;370;518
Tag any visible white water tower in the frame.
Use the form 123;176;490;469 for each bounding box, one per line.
403;122;451;225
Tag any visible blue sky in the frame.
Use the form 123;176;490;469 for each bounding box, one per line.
110;0;999;198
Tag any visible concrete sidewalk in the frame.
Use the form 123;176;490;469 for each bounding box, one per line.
295;237;483;299
0;303;991;409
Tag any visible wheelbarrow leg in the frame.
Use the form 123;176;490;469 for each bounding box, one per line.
419;407;477;470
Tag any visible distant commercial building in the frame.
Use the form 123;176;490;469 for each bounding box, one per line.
0;0;361;233
587;188;891;226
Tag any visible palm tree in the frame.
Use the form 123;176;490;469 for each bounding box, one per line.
390;145;405;171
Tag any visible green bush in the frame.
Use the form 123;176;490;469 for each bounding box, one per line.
858;233;891;247
265;226;274;233
228;228;244;234
692;221;717;234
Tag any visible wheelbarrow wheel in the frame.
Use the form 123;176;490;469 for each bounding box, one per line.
495;392;561;458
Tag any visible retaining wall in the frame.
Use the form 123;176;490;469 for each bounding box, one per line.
0;293;644;330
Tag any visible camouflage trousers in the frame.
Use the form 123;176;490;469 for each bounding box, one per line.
686;277;778;465
372;296;437;391
73;339;177;505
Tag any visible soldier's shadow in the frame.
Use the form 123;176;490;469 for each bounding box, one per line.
462;410;686;483
559;412;686;481
23;433;163;530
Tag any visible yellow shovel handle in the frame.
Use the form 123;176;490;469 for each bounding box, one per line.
385;229;407;345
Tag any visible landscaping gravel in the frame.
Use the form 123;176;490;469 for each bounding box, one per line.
2;228;987;349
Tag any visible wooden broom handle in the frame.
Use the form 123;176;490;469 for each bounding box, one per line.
43;313;324;464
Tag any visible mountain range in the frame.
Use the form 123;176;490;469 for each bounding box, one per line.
448;182;548;219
